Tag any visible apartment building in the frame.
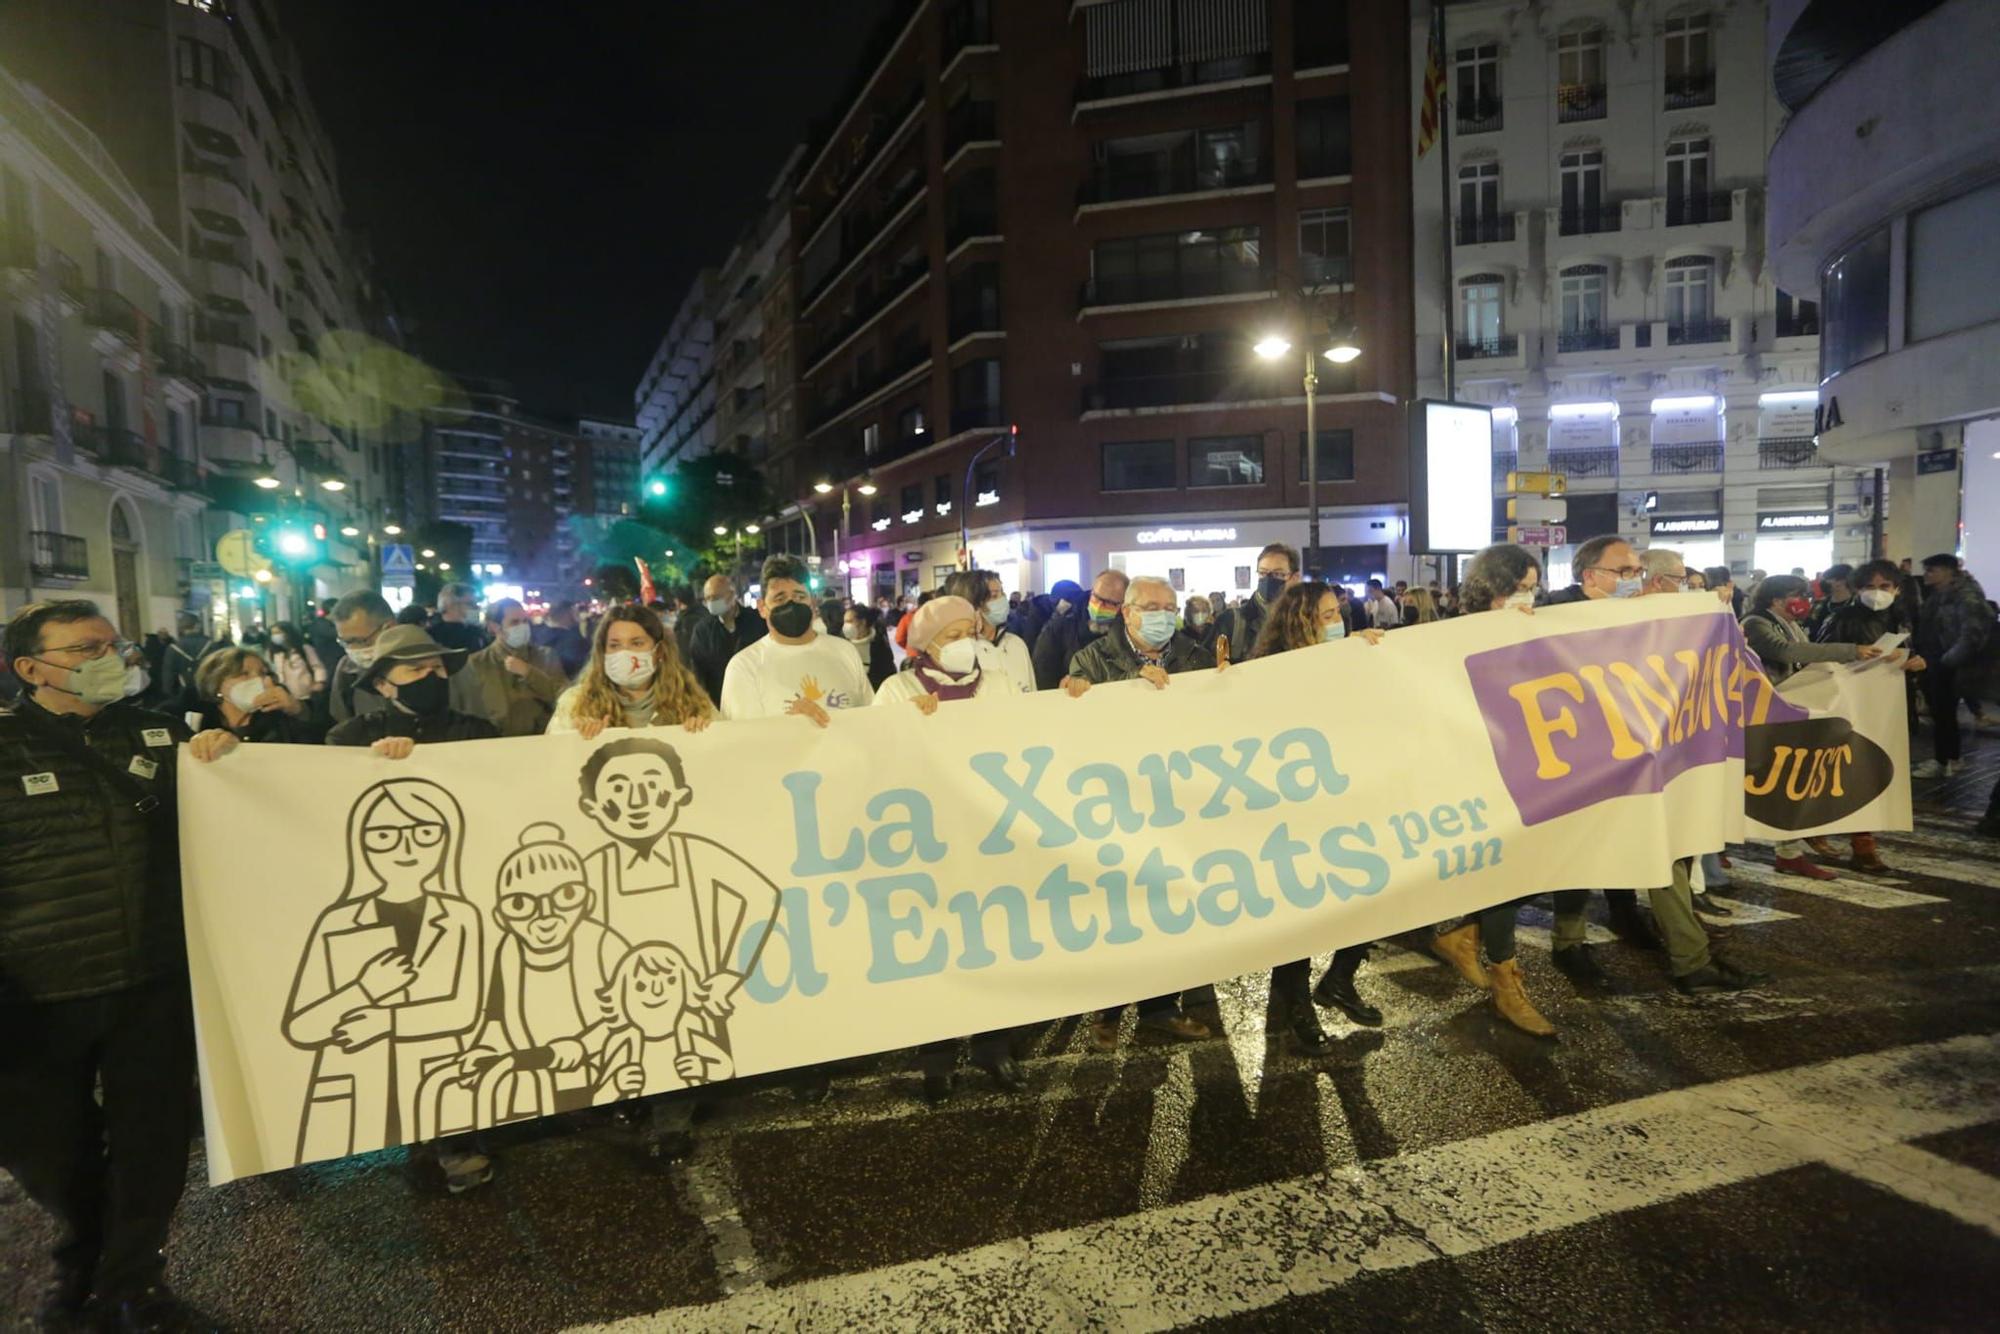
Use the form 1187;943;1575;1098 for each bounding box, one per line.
635;270;719;476
713;151;803;478
1411;0;1866;582
758;0;1414;604
1764;0;2000;588
2;0;410;614
1;66;208;630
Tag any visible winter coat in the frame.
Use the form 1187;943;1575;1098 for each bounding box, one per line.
325;707;500;748
1066;621;1211;685
1215;596;1271;663
684;610;767;709
1916;572;1995;670
1814;599;1907;648
0;696;192;1002
1031;607;1108;691
1741;609;1860;685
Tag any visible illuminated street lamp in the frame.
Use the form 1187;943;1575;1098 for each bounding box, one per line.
421;548;437;558
319;477;346;492
1257;320;1365;573
383;523;403;536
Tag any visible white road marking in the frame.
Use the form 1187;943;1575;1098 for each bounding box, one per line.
1882;826;2000;859
1516;922;1618;951
1855;849;2000;891
1137;1051;1194;1209
675;1135;777;1295
1725;861;1948;910
569;1034;2000;1333
1689;895;1802;927
1367;943;1444;975
1830;1142;2000;1241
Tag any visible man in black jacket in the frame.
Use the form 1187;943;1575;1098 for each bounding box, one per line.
1215;542;1300;662
683;574;766;708
2;600;241;1332
1030;570;1128;690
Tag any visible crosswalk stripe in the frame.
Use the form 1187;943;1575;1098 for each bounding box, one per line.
1857;849;2000;891
1724;861;1948;910
1882;826;2000;860
567;1034;2000;1333
1690;894;1801;926
1516;923;1617;952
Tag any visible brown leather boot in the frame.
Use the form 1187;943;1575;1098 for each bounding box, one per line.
1429;922;1490;990
1806;836;1843;857
1489;958;1556;1037
1851;833;1889;873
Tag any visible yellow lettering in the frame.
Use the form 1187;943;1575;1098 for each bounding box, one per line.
1671;649;1703;742
1508;673;1587;779
1580;665;1647;761
1609;657;1682;750
1827;744;1852;798
1783;746;1816;801
1746;744;1793;796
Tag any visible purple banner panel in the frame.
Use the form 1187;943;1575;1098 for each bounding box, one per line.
1465;610;1803;826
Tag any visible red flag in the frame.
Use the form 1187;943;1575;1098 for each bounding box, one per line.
634;557;656;605
1417;7;1446;158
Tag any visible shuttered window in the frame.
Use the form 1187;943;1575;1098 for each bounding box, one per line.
1083;0;1269;78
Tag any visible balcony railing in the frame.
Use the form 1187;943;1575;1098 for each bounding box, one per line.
941;0;994;64
1557;83;1606;122
1080;263;1270;310
1558;204;1621;236
1777;310;1821;339
158;343;207;384
200;409;256;432
806;347;931;432
1456;214;1516;245
803;259;928;367
192;235;250;270
802;171;927;309
1456;98;1503;135
1664;72;1716;109
1081;367;1285;414
1077;52;1273;107
198;317;255;353
1667;319;1731;346
10;389;53;434
1758;436;1821;470
1299;253;1352;287
84;289;140;341
949;402;1006;435
31;530;89;581
1666;191;1733;226
944;100;999;159
1548;446;1620;478
88;426;206;490
1078;157;1269;208
180;149;243;193
74;423;145;463
1651;441;1723;473
949;300;1003;342
1557;325;1619;353
946;208;1000;249
1457;334;1519;360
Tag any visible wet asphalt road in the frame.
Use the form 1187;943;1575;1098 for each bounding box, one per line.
5;746;2000;1332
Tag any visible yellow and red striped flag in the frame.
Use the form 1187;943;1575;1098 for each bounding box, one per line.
1417;6;1446;157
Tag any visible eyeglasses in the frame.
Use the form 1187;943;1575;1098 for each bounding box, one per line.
338;625;385;649
42;637;134;660
362;822;446;854
1088;596;1122;611
498;883;589;920
1588;565;1645;580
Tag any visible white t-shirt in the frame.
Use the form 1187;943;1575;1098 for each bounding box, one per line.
719;631;876;720
977;632;1036;693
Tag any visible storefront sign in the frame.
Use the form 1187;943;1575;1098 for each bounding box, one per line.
1757;511;1833;532
1135;526;1239;545
179;600;1906;1184
1652;515;1722;535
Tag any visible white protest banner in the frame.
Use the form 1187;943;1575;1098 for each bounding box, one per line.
178;597;1909;1183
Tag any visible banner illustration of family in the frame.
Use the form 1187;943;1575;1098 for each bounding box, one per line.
180;597;1911;1183
282;738;778;1166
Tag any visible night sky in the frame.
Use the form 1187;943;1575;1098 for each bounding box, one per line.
288;0;897;422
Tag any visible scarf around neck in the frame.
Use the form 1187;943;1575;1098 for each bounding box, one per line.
912;653;982;701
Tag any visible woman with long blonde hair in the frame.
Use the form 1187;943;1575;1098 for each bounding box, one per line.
548;603;713;740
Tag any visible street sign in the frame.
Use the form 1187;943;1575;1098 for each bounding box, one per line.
215;529;270;578
1506;495;1569;524
1917;448;1958;476
380;544;416;577
189;560;225;580
1509;524;1567;546
1505;471;1568;496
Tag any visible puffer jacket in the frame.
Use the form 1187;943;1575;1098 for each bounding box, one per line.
1916;572;1995;669
1067;621;1212;684
0;696;192;1003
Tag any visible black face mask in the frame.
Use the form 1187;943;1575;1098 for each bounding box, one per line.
390;673;450;716
769;601;815;638
1257;574;1287;603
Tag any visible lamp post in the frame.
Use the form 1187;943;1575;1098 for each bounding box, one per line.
816;475;877;591
1255;326;1361;575
959;427;1017;568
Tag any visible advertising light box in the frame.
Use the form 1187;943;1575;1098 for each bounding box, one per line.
1409;400;1495;553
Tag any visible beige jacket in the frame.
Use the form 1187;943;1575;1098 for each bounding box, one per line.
449;639;567;736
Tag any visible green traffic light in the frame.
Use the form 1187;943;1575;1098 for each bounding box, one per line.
646;478;668;498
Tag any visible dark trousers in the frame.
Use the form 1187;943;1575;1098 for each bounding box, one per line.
918;1029;1012;1078
0;983;195;1297
1924;664;1963;762
1271;944;1368;1005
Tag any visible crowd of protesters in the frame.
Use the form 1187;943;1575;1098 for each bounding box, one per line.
2;537;1995;1331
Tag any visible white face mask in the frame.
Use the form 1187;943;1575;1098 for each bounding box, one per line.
844;623;869;642
933;639;979;675
604;650;656;688
502;623;533;650
346;641;379;669
704;597;733;617
1859;588;1897;611
226;677;267;712
1504;591;1536;611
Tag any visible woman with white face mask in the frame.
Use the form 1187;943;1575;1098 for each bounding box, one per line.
871;595;1026;714
548;603;714;742
192;647;313;743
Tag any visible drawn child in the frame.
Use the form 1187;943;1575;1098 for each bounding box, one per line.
589;943;735;1105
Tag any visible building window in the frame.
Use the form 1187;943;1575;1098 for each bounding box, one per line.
1459;275;1505;345
1089;225;1263;305
1558;149;1606;232
1664;13;1715;108
1456;161;1504;242
1821;226;1891;376
1664;255;1716;331
101;370;126;434
1294;0;1349;68
1101;439;1176;492
1559;264;1607;336
1298;429;1356;482
1776;289;1821;338
1455;43;1501;133
1908;178;2000;345
1665;138;1715;223
30;471;61;532
1556;27;1607;121
175;37;234;98
1295;97;1351;179
898;405;927;440
899;482;923;522
1298;207;1350;286
862;422;881;457
934;474;952;511
165;408;183;457
1188;435;1264;487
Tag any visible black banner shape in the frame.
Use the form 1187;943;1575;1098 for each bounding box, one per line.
1743;716;1894;830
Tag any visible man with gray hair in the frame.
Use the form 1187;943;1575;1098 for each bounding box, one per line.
429;581;488;655
328;590;394;723
1640;547;1689;593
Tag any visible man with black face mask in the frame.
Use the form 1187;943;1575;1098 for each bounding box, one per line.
324;624;499;756
718;555;874;723
1215;543;1300;663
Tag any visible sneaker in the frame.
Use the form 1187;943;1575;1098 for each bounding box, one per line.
439;1149;494;1194
1691;892;1732;917
1773;854;1839;881
1673;957;1770;995
1910;759;1946;778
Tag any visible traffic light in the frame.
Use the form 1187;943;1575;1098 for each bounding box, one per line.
262;521;325;567
645;477;669;499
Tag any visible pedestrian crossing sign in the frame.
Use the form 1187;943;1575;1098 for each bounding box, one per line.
381;544;416;579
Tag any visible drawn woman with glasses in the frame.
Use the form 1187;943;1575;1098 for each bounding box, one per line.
283;777;482;1165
